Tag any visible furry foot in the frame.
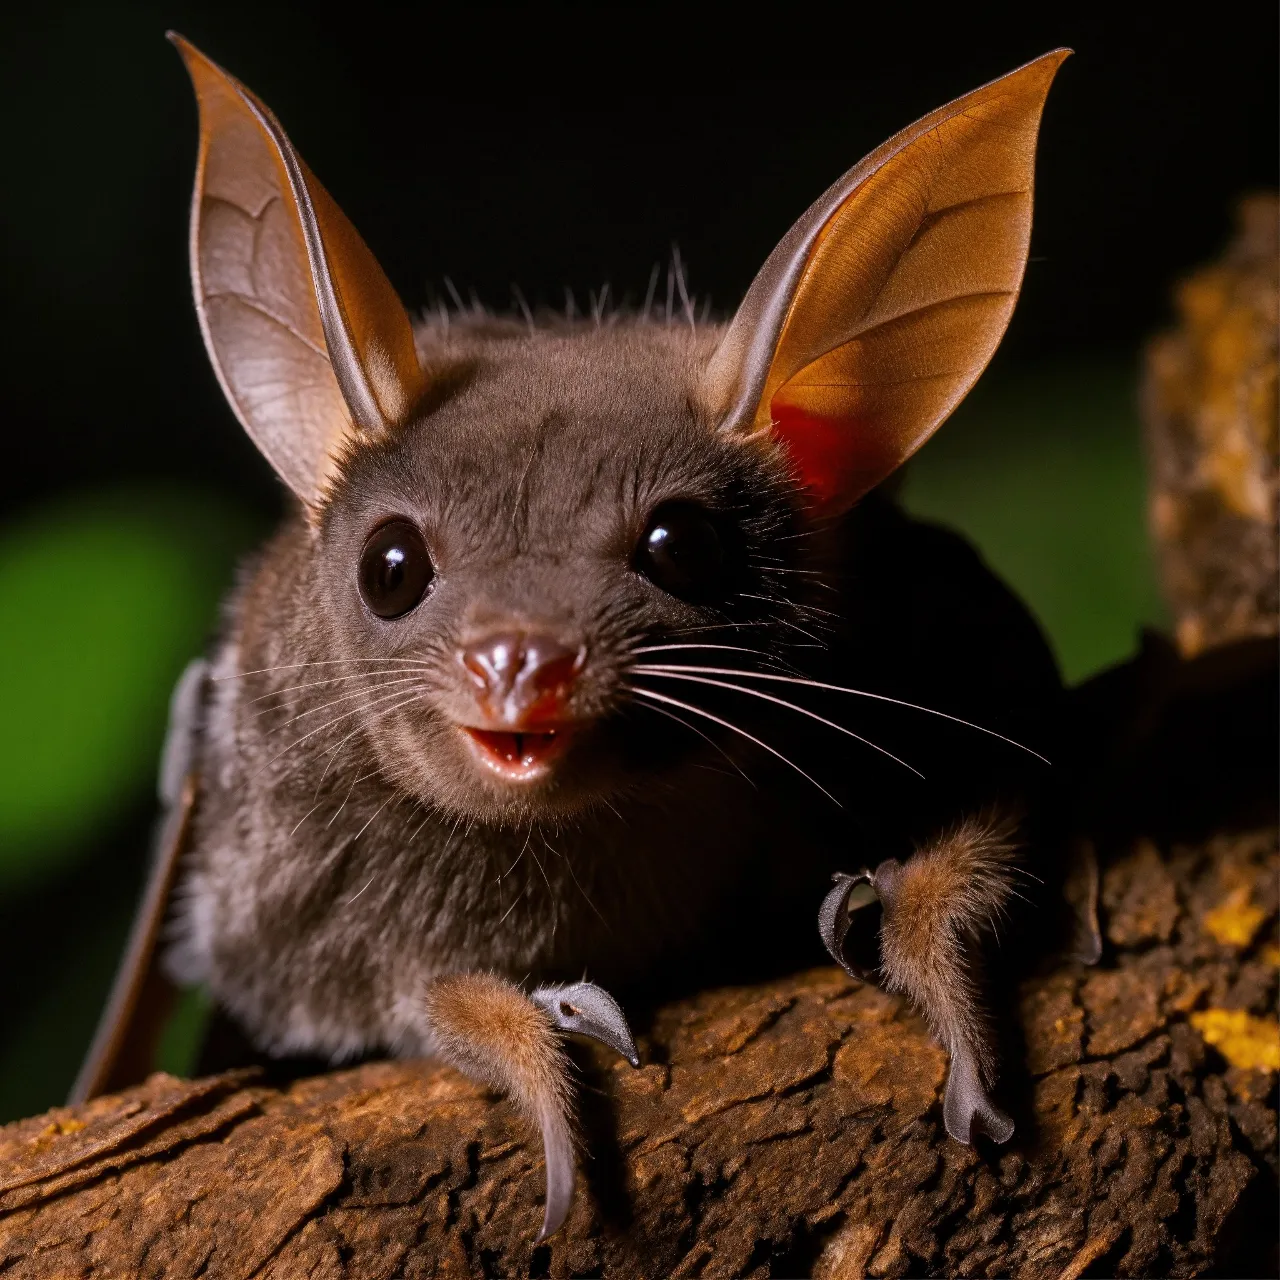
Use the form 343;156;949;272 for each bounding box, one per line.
819;815;1020;1146
425;973;637;1240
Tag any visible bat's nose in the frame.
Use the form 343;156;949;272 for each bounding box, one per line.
459;631;586;727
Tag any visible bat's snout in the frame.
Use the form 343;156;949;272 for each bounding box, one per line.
458;631;586;728
453;631;587;782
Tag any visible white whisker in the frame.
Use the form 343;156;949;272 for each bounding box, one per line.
257;676;425;725
250;667;437;703
526;838;556;940
629;698;755;787
627;685;840;806
349;792;394;847
253;686;426;779
499;839;528;881
346;875;376;906
316;720;367;790
408;808;434;843
665;620;800;639
218;657;432;681
631;642;790;666
740;590;838;620
289;799;326;838
631;668;923;778
630;665;1049;763
497;829;532;924
546;836;610;930
748;563;824;576
328;769;380;829
772;617;828;645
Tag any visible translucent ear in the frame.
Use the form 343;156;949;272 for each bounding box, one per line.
170;34;426;509
703;50;1069;516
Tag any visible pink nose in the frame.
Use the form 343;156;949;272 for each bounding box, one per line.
459;632;585;727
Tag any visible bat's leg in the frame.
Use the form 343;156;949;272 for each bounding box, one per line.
424;973;637;1240
820;814;1019;1145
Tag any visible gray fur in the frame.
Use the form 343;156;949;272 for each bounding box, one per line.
161;310;1063;1173
147;48;1071;1239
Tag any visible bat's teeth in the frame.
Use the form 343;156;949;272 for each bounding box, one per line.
460;725;571;776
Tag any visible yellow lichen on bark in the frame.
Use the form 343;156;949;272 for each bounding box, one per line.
1190;1008;1280;1072
1202;884;1268;948
1143;194;1279;657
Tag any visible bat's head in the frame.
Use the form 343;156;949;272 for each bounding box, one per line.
312;319;796;820
172;36;1065;824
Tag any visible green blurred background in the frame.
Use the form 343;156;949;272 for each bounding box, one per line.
0;4;1272;1122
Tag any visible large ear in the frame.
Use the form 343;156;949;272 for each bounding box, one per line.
169;34;426;510
703;51;1069;517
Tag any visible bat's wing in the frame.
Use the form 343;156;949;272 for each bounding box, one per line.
69;660;208;1103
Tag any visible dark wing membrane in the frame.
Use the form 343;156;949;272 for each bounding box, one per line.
68;774;195;1102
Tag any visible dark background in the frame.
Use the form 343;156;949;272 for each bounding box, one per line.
3;5;1277;515
0;4;1275;1119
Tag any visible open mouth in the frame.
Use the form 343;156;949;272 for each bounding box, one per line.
459;726;572;780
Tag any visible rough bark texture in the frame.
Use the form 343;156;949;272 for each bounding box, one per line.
0;825;1276;1278
1144;193;1279;658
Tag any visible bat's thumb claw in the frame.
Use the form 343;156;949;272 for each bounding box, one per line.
532;981;640;1067
818;869;880;980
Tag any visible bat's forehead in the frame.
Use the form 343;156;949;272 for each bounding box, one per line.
365;323;751;556
422;321;719;441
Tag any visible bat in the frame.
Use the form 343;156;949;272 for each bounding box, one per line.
76;38;1070;1239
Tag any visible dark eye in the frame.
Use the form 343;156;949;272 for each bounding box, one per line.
358;520;434;618
635;502;728;602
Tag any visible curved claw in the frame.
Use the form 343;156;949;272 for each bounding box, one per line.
531;981;640;1068
817;870;879;980
534;1104;576;1243
943;1042;1014;1144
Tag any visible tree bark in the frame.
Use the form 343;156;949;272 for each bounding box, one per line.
1143;193;1278;659
0;821;1275;1278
